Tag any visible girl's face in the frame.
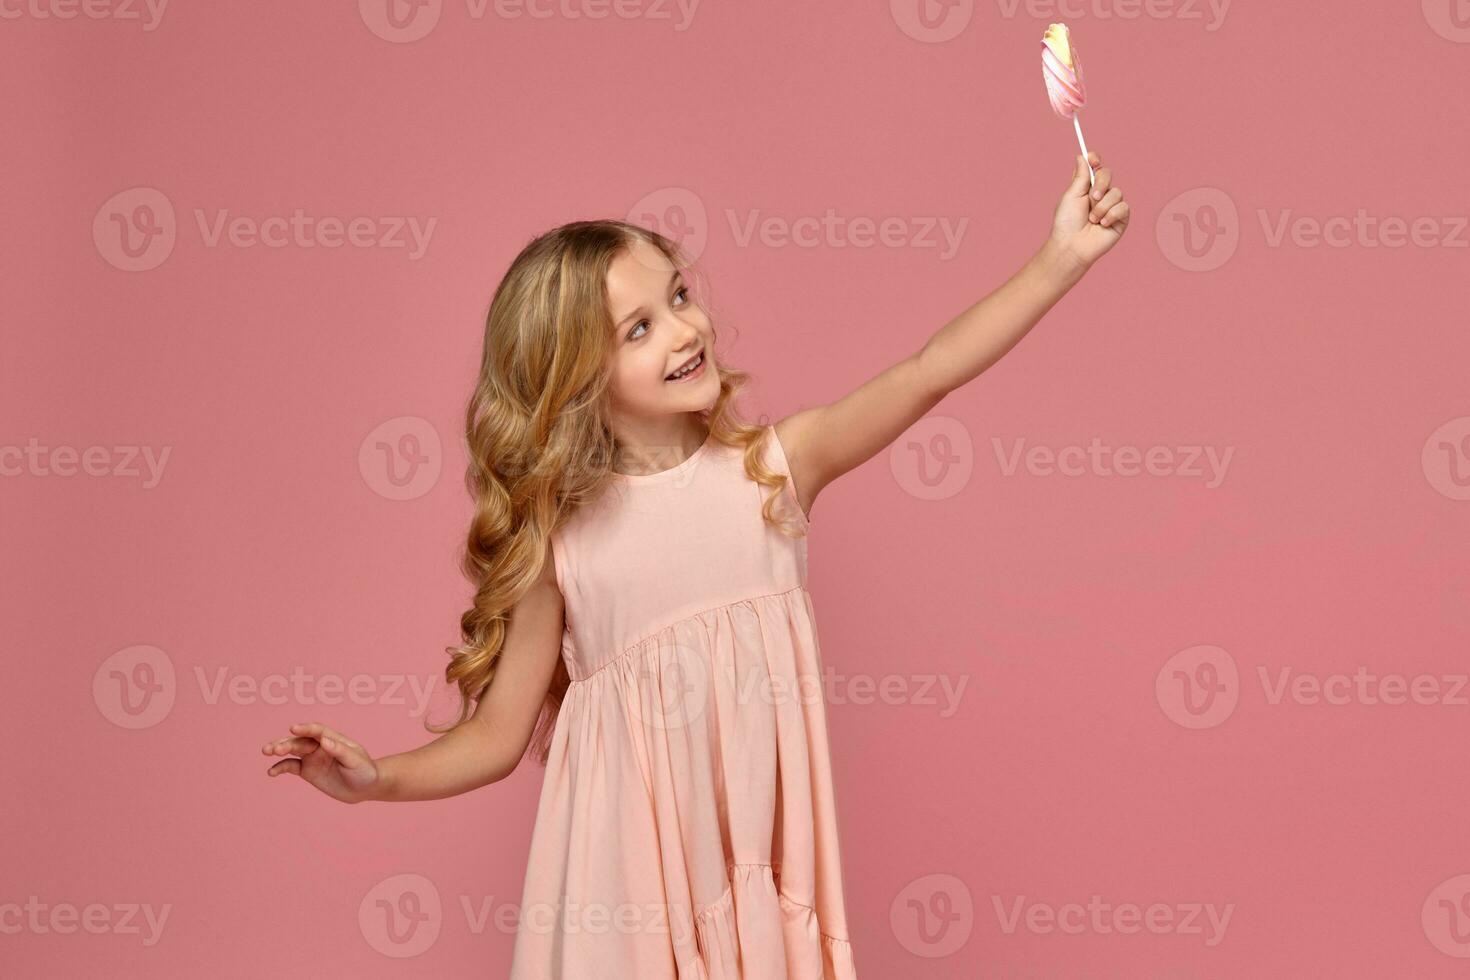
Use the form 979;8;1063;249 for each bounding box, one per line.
604;239;718;421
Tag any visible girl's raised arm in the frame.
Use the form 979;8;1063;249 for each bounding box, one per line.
261;539;567;803
775;150;1128;517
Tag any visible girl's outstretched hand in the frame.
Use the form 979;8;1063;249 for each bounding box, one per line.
1049;150;1130;272
262;722;381;804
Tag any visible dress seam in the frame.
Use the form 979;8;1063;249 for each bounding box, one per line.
694;861;851;944
568;583;806;682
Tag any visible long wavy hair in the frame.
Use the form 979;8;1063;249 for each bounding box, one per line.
424;219;807;766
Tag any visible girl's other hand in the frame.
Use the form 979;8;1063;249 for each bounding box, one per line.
262;722;381;804
1048;150;1130;271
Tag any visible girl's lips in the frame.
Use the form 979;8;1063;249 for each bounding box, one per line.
665;351;706;382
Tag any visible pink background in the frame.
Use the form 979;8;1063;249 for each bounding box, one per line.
5;0;1469;976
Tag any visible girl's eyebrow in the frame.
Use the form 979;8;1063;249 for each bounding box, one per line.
615;270;681;329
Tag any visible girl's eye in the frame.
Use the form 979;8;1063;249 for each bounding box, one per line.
627;287;690;341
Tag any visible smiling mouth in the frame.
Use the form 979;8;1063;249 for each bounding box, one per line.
665;351;705;381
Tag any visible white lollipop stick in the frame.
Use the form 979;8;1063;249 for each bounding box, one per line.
1073;113;1095;188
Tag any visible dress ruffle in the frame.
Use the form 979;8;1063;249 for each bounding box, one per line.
511;586;856;978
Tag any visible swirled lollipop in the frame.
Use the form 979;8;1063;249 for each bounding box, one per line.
1041;23;1095;187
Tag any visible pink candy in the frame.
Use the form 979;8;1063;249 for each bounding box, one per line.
1042;37;1087;119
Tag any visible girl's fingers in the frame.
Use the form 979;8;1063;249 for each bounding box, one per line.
1089;166;1112;203
1101;202;1130;228
261;737;321;756
262;723;367;775
289;722;361;752
314;735;362;766
261;734;362;771
1091;187;1123;222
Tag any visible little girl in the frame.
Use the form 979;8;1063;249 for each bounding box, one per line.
261;151;1129;978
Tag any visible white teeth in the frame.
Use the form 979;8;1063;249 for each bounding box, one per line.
666;352;703;380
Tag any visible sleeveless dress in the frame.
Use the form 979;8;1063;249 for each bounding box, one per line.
507;424;858;979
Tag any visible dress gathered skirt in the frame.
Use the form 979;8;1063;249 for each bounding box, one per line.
507;424;858;979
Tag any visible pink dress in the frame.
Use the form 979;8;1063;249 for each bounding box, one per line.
508;424;858;979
